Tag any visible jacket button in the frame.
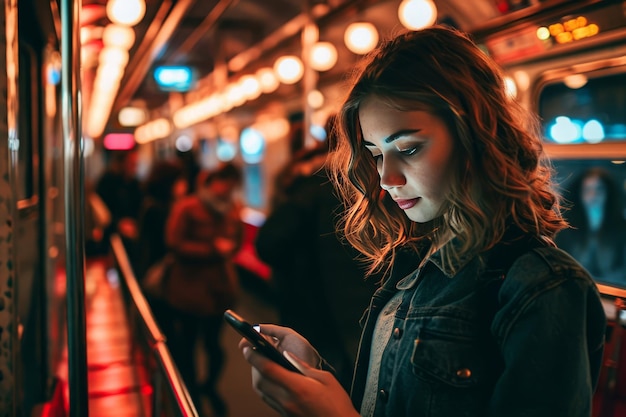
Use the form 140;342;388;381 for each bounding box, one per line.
393;327;402;339
456;368;472;379
378;389;389;402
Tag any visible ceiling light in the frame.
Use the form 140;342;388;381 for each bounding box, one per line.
307;90;324;109
255;67;280;93
102;24;135;49
106;0;146;27
398;0;437;30
344;22;379;55
118;106;146;127
239;75;262;100
273;55;304;84
99;47;129;67
513;70;530;92
310;42;338;72
563;74;588;89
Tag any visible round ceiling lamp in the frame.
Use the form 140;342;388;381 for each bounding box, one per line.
307;89;325;109
239;75;262;100
344;22;379;55
106;0;146;27
99;47;129;67
255;67;280;93
273;55;304;85
310;42;338;72
398;0;437;31
564;74;588;89
102;24;135;49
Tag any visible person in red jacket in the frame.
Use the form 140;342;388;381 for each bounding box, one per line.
164;162;244;417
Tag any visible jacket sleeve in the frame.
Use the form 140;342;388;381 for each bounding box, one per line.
489;264;606;417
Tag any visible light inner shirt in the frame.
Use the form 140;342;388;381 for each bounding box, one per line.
360;268;422;416
360;291;403;416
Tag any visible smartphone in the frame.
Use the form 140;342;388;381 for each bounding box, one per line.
223;309;303;374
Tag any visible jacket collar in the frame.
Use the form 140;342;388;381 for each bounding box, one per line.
392;224;547;289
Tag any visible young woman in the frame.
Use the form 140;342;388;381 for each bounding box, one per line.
237;26;606;417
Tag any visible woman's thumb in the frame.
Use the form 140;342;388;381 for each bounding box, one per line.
283;350;311;375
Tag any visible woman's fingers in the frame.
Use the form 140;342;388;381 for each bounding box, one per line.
255;323;297;339
255;325;321;367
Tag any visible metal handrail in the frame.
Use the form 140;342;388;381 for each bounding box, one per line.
109;234;199;417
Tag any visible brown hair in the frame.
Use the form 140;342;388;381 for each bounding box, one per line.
329;26;566;275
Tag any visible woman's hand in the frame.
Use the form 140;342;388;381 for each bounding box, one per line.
238;324;360;417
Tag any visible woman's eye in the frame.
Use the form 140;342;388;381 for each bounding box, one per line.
399;146;421;156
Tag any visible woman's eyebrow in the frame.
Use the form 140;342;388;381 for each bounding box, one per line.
363;129;422;146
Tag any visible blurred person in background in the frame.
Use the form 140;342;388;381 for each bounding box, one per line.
95;149;143;263
164;162;244;417
137;159;188;279
136;159;188;335
176;147;202;194
84;181;111;259
556;166;626;287
255;115;378;389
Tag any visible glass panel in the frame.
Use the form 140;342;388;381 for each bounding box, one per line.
552;159;626;289
539;72;626;145
18;44;35;201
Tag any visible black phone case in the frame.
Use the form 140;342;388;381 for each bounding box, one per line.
223;309;303;374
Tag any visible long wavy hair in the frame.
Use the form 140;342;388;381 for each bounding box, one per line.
328;26;567;275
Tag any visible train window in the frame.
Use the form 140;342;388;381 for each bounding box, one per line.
551;159;626;290
539;71;626;145
538;68;626;290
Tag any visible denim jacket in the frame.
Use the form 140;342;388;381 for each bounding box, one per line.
350;234;606;417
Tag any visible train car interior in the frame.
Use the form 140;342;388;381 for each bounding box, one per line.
1;0;625;416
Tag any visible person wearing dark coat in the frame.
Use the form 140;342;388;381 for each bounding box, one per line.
95;150;143;261
256;142;377;389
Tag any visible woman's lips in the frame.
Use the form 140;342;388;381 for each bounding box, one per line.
395;198;419;210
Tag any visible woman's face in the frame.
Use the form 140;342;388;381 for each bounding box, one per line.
582;174;607;210
208;178;237;201
359;96;455;223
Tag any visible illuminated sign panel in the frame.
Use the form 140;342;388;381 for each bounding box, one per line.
103;133;135;150
483;2;626;65
547;16;599;44
153;66;195;92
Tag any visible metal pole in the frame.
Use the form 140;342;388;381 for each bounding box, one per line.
60;0;88;415
301;0;318;148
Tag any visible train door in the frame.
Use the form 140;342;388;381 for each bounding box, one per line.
0;0;64;415
17;3;61;416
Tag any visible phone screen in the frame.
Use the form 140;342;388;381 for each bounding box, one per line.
223;309;303;374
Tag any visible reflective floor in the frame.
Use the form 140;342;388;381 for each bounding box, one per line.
55;259;281;417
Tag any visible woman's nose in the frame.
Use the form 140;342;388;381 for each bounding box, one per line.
379;159;405;190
